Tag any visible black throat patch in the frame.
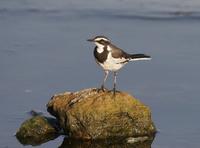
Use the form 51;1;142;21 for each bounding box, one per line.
93;46;109;64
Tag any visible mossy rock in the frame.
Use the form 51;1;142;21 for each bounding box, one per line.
16;116;60;146
47;88;156;140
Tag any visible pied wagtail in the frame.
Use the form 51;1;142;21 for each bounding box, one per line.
87;35;151;95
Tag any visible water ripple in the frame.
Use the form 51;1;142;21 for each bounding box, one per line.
1;7;200;21
0;8;61;15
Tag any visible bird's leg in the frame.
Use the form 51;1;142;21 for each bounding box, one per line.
113;71;117;95
100;70;109;92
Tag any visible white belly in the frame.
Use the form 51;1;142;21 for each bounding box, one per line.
99;52;127;71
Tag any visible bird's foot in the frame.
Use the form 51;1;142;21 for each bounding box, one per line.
108;88;119;97
96;85;107;93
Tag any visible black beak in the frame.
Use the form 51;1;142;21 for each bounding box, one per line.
87;38;94;42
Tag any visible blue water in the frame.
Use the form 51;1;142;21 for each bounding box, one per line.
0;0;200;147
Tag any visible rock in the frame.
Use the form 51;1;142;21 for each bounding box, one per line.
16;116;60;146
47;88;156;140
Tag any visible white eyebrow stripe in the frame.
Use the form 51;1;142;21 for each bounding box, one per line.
95;38;109;41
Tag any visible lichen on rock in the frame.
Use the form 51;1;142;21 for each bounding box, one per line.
47;88;156;140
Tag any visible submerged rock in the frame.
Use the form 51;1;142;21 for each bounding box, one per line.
16;116;60;146
47;88;156;140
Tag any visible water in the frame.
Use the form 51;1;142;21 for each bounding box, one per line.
0;0;200;147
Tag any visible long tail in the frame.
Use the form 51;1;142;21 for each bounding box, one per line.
129;54;151;61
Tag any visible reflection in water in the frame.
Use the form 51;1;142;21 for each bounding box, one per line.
59;137;154;148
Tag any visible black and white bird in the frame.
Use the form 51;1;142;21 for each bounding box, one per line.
87;35;151;95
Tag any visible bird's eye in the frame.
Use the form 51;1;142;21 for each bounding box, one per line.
99;39;104;43
96;40;102;43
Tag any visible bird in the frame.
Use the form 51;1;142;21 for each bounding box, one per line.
87;35;151;95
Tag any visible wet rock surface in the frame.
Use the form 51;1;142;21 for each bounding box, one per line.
47;88;156;140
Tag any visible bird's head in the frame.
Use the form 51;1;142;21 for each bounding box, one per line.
87;35;110;47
